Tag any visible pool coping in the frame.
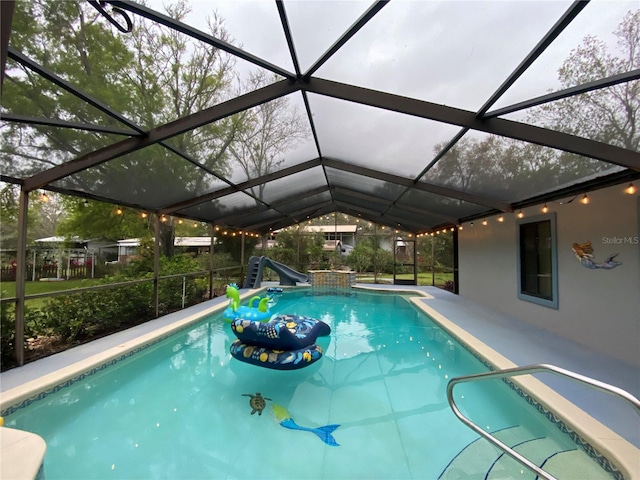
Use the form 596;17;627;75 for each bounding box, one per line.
410;297;639;480
1;286;637;480
0;288;260;480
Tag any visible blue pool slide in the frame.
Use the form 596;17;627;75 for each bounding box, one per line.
243;256;308;288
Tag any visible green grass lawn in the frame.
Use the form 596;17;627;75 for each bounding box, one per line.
356;271;453;286
0;278;105;299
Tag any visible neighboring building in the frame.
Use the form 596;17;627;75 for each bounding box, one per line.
304;225;358;248
270;225;358;255
117;237;216;263
34;236;118;261
117;238;141;263
457;183;639;367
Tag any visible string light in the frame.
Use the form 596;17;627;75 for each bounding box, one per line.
580;194;589;205
177;219;183;224
83;199;90;207
497;215;504;223
542;204;549;213
625;183;636;195
40;192;50;203
482;219;488;226
141;212;148;218
116;206;123;215
160;215;167;222
517;210;524;219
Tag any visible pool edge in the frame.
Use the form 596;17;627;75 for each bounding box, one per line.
0;295;235;414
411;297;639;480
1;287;635;480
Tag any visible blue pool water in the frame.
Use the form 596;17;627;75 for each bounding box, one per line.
5;289;613;479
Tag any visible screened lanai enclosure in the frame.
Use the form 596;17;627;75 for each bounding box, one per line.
1;0;639;363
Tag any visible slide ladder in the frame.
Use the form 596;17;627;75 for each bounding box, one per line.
243;257;261;289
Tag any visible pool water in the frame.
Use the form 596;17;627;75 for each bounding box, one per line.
5;289;614;479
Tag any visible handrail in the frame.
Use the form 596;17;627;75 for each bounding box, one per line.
447;363;640;480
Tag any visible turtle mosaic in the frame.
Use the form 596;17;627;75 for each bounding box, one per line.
241;392;271;415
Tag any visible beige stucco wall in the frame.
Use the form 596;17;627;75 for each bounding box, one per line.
458;183;639;367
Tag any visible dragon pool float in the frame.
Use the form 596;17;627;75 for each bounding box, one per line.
230;314;331;370
222;284;272;322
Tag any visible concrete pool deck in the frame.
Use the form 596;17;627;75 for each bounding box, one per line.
1;285;638;462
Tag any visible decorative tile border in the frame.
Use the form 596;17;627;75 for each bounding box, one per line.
505;378;623;480
1;288;624;479
428;313;624;480
1;317;205;417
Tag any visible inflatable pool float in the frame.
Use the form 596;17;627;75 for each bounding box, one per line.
222;284;272;322
229;314;331;370
230;340;324;370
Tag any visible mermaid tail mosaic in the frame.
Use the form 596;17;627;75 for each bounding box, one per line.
273;404;340;447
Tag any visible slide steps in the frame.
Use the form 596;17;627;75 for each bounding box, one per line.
439;425;611;479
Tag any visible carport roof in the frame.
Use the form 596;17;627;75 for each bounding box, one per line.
1;0;639;235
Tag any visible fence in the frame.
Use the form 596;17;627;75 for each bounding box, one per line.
0;264;94;282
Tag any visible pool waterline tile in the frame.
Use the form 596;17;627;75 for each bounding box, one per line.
0;286;636;480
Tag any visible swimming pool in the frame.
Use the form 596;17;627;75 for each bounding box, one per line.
2;289;624;479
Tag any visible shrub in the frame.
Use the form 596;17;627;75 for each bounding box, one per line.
1;304;43;370
3;254;219;368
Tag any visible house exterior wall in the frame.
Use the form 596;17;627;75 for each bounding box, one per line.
458;184;639;367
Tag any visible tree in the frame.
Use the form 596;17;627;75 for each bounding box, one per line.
268;226;325;272
426;11;639;199
2;0;247;256
57;197;151;242
229;71;309;201
533;10;639;151
0;183;65;249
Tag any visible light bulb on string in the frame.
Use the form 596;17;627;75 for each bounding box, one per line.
580;194;589;205
625;183;636;195
542;204;549;213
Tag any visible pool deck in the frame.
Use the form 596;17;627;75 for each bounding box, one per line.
1;285;638;453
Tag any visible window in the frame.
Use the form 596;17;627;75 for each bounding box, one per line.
517;213;558;308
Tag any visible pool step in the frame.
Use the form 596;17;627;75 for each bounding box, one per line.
439;425;613;480
542;449;615;479
486;435;570;479
438;425;528;479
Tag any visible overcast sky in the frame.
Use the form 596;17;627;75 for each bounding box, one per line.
145;0;637;179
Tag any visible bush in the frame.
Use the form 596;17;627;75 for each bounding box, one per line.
3;254;223;368
1;304;43;370
41;281;153;342
157;255;208;314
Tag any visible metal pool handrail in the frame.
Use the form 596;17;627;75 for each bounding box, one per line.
447;363;640;480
